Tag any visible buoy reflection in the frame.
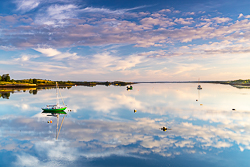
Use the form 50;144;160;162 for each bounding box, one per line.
160;127;172;131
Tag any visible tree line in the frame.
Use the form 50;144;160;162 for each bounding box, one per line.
0;74;10;82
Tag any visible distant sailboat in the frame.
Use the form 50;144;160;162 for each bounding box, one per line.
197;78;202;90
42;82;67;113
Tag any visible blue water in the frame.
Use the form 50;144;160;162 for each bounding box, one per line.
0;83;250;167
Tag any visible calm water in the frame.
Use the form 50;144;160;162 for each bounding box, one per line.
0;83;250;167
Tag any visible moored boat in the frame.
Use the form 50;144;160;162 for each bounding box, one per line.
197;85;202;90
197;78;202;90
41;82;67;112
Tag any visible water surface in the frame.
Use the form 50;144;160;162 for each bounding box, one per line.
0;83;250;167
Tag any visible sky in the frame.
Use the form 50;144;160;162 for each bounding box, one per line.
1;0;250;81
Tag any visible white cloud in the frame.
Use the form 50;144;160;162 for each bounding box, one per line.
34;48;60;57
34;48;79;60
140;17;175;28
2;6;250;51
3;4;250;81
35;4;79;26
174;18;194;25
159;9;171;13
81;6;147;15
90;52;147;72
81;7;127;15
14;54;39;62
238;13;244;18
15;0;40;12
211;17;231;23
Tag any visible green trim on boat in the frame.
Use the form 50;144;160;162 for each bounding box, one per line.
42;107;67;114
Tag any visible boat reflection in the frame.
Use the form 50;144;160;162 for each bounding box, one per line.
42;110;67;140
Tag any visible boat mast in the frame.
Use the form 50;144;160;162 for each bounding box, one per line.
56;82;59;106
58;87;65;106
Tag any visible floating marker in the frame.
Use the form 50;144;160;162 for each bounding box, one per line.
232;109;235;110
50;120;52;123
160;127;172;131
200;104;203;106
134;109;137;113
47;121;50;123
196;99;198;101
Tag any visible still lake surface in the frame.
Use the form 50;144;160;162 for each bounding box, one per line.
0;83;250;166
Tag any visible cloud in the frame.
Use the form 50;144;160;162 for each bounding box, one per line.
3;35;250;81
183;12;195;16
211;17;231;23
15;54;39;61
159;9;171;13
89;52;147;72
15;0;40;12
173;64;204;75
35;4;79;26
81;6;147;15
174;18;194;24
0;6;249;50
3;5;250;81
34;48;79;60
237;13;250;19
34;48;60;57
3;83;250;166
238;13;244;18
140;17;175;28
33;4;149;27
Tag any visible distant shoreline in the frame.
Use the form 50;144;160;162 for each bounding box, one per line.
135;80;250;86
1;79;250;88
0;80;135;88
134;81;223;83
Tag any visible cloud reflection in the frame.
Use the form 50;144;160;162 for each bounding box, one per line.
0;83;250;166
